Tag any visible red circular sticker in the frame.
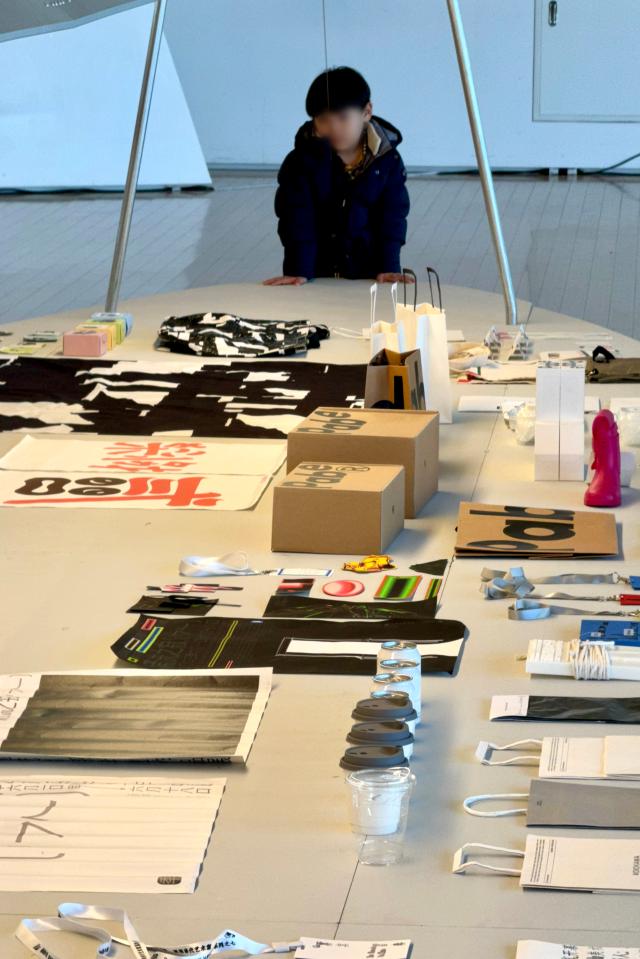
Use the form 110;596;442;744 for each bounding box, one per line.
322;580;365;597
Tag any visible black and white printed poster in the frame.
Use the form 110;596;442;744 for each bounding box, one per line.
0;357;366;438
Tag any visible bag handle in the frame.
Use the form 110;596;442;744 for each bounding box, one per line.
402;268;418;308
370;282;378;328
426;266;443;310
475;739;542;766
452;843;524;876
463;792;529;818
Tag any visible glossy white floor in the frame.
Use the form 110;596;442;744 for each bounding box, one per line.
2;281;640;957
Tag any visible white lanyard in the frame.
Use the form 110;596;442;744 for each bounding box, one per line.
509;599;640;620
481;566;630;601
15;904;299;959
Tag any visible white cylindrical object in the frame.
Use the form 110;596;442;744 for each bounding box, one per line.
371;667;422;722
345;766;415;867
376;660;422;721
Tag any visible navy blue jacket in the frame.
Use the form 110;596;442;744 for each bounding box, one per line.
274;116;410;280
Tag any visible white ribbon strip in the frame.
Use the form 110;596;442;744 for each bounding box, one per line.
180;551;257;577
15;904;299;959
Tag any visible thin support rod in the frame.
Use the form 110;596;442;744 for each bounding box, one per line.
105;0;167;313
446;0;518;326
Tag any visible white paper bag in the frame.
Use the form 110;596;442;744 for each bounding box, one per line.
370;270;452;424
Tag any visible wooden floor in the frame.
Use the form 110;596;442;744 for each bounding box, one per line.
3;172;640;339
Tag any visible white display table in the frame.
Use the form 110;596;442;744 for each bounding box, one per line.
1;281;640;957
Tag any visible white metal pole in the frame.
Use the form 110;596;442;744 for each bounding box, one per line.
105;0;167;313
446;0;518;326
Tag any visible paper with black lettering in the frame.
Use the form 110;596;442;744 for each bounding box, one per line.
520;834;640;892
296;939;412;959
517;942;640;959
455;503;618;558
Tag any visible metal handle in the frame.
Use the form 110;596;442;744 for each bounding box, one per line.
548;1;558;26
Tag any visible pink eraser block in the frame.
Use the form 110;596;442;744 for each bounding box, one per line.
63;329;108;357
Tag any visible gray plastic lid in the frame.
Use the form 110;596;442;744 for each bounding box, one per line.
347;721;414;746
381;641;418;650
352;697;417;723
339;745;409;771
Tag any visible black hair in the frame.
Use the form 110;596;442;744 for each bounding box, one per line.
305;67;371;117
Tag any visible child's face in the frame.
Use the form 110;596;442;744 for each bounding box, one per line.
313;103;372;152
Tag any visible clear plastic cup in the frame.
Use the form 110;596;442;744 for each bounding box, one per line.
345;766;415;865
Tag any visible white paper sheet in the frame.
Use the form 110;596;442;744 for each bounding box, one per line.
0;435;286;476
0;774;225;893
296;939;412;959
0;668;272;763
285;638;462;658
517;942;640;959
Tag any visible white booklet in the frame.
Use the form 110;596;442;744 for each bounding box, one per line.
517;942;640;959
0;774;225;893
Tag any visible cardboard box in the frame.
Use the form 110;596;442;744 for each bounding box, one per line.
455;502;618;558
365;349;426;411
286;407;438;519
272;462;405;554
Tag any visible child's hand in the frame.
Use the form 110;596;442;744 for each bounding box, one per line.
376;272;415;284
263;276;308;286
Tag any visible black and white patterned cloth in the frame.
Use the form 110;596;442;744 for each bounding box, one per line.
0;356;365;438
157;312;330;357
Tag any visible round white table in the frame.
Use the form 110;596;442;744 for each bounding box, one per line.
2;280;640;957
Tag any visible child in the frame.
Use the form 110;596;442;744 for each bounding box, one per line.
264;66;410;286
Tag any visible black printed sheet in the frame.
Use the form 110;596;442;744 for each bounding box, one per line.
112;615;467;676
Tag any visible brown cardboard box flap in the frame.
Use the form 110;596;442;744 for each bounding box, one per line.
365;348;426;411
455;502;619;558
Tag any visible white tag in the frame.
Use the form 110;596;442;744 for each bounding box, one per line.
489;695;529;720
520;834;640;892
517;942;640;959
539;737;605;779
296;939;411;959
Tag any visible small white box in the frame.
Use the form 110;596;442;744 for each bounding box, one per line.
535;362;561;480
535;421;560;480
559;361;586;481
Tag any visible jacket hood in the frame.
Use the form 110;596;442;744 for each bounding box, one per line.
294;115;403;154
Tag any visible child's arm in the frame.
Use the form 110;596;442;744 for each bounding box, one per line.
270;152;317;282
376;154;410;279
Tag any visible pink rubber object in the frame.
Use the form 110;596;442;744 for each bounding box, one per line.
584;409;621;508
